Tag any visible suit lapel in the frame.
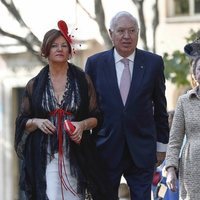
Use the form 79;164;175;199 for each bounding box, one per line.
126;49;146;105
102;50;124;104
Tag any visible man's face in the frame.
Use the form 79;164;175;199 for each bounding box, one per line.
109;15;139;57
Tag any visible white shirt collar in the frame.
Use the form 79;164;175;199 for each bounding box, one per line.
114;49;136;63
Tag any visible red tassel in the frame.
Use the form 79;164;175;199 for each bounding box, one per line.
49;109;79;199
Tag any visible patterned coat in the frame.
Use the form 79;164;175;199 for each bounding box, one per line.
166;86;200;200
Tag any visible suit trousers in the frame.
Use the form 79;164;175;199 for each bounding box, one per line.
107;145;154;200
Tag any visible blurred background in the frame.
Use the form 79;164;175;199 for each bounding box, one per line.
0;0;199;199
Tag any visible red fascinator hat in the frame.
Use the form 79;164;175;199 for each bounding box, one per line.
57;20;80;54
57;20;72;45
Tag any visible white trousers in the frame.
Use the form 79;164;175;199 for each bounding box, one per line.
46;153;81;200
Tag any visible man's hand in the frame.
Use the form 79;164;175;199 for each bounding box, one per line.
156;152;166;167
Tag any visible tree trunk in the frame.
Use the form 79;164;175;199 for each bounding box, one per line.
0;0;44;64
131;0;148;50
94;0;112;49
152;0;159;53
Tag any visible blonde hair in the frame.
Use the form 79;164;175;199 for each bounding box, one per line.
190;56;200;87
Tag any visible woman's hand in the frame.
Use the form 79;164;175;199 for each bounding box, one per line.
68;121;85;144
34;118;56;134
166;167;177;192
64;118;96;144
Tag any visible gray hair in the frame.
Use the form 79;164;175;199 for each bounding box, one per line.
109;11;139;31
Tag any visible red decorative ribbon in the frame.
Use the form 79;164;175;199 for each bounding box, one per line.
49;109;78;199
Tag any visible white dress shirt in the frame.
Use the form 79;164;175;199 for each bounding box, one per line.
113;49;135;86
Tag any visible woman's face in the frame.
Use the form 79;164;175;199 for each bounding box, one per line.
195;59;200;84
48;35;70;63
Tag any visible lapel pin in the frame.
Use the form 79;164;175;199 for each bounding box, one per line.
140;66;144;69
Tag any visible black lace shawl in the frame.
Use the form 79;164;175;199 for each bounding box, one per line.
14;64;112;200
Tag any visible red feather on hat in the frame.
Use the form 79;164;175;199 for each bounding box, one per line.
57;20;72;44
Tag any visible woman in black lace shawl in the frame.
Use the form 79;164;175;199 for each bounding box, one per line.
14;20;112;200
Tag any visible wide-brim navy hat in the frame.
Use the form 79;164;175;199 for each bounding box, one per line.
184;36;200;59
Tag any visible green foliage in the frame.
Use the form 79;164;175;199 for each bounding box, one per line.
163;29;200;87
164;51;190;87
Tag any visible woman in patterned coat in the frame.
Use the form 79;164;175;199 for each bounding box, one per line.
165;56;200;200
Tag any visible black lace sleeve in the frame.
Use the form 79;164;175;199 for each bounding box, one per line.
85;74;102;133
14;78;34;159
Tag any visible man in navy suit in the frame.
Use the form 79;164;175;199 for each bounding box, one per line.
85;11;169;200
